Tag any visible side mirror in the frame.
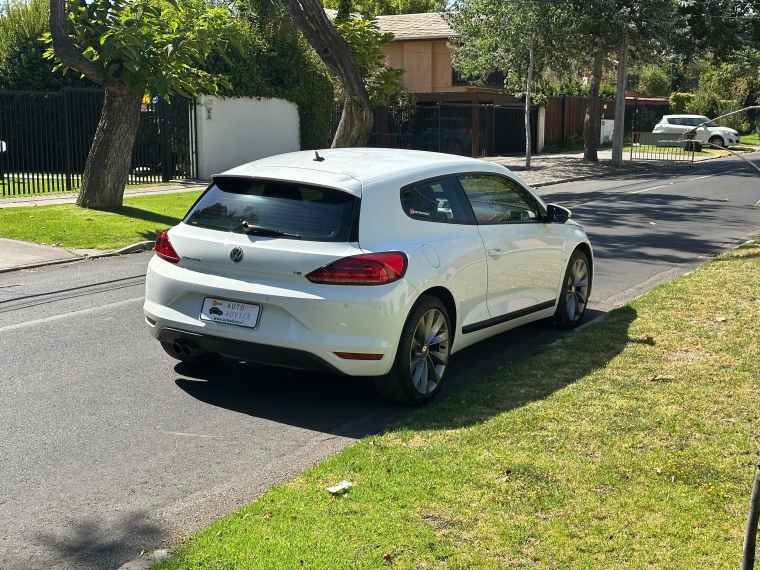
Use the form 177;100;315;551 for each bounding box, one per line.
547;204;571;224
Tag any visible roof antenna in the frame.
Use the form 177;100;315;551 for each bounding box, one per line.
313;151;325;162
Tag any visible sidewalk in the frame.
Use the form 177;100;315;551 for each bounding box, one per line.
485;148;725;187
0;179;208;209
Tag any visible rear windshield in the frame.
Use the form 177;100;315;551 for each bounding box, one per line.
184;178;357;242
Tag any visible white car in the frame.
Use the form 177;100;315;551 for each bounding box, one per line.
653;114;740;147
143;149;593;405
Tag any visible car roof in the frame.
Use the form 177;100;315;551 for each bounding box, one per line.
663;114;707;118
217;148;509;197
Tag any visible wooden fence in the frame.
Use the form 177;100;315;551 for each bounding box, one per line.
544;96;617;146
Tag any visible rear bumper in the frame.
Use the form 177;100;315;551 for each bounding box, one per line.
157;327;345;374
143;255;419;376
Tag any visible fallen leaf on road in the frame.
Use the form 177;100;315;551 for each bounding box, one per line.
722;198;729;202
649;221;656;225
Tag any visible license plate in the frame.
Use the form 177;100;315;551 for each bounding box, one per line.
200;297;261;329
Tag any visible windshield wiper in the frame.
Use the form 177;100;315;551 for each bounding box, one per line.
240;221;300;238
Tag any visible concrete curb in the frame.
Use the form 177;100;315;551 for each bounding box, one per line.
116;241;155;255
116;549;171;570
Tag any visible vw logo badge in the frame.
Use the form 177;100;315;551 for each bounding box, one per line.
230;247;244;263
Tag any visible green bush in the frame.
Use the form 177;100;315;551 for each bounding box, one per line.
202;13;334;150
669;92;694;114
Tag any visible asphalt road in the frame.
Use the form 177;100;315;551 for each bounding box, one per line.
1;153;759;569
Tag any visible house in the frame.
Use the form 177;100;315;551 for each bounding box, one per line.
375;12;503;94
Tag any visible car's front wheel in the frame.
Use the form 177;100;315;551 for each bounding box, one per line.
374;295;451;406
554;250;590;329
708;135;725;148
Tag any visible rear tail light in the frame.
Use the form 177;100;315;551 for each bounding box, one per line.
306;252;408;285
155;229;180;263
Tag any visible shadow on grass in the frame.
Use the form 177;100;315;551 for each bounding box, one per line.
110;205;182;228
173;306;636;437
34;511;163;570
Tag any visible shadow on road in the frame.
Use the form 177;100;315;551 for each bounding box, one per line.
34;512;161;570
173;309;606;439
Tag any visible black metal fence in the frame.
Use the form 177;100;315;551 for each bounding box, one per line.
329;102;537;157
0;88;197;197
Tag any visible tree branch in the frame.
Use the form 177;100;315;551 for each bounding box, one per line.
48;0;128;94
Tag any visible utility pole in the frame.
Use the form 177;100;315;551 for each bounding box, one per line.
611;26;628;167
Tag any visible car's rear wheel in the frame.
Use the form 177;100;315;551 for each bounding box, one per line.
708;135;725;148
161;341;220;366
374;295;451;406
554;250;590;329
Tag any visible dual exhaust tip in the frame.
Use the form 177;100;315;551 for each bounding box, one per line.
172;341;202;358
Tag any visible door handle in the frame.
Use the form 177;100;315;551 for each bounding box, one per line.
487;248;504;258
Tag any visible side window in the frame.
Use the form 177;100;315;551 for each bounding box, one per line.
400;177;474;223
458;174;541;224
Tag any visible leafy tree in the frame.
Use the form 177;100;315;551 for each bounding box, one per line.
636;64;670;96
448;0;568;168
0;0;91;90
334;17;404;104
560;0;676;163
46;0;237;209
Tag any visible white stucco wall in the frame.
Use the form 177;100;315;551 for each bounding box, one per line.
195;95;300;180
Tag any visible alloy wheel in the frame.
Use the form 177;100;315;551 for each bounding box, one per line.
565;257;589;322
409;308;449;395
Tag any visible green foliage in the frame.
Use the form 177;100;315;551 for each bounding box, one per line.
43;0;236;99
669;92;694;114
598;83;616;100
0;0;91;90
323;0;439;19
201;9;334;150
637;64;669;96
335;17;403;104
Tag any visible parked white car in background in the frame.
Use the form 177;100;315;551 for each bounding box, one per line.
653;114;740;147
143;149;593;405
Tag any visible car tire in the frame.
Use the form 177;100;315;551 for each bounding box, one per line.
373;295;451;406
554;250;591;329
161;341;221;366
708;135;725;148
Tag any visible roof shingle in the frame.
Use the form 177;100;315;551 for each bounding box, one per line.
374;12;458;41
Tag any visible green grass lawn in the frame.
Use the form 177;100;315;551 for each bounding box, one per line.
0;191;201;249
741;133;760;145
157;241;760;569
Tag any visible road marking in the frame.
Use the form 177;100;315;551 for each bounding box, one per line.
0;296;143;333
690;175;713;181
163;432;224;438
628;185;665;195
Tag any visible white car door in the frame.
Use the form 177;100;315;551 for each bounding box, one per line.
458;174;563;321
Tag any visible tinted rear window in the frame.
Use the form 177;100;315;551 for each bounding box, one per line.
184;178;357;242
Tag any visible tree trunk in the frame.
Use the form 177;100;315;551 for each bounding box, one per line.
743;455;760;570
76;90;142;209
279;0;373;148
611;28;628;167
583;39;605;162
525;42;534;170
